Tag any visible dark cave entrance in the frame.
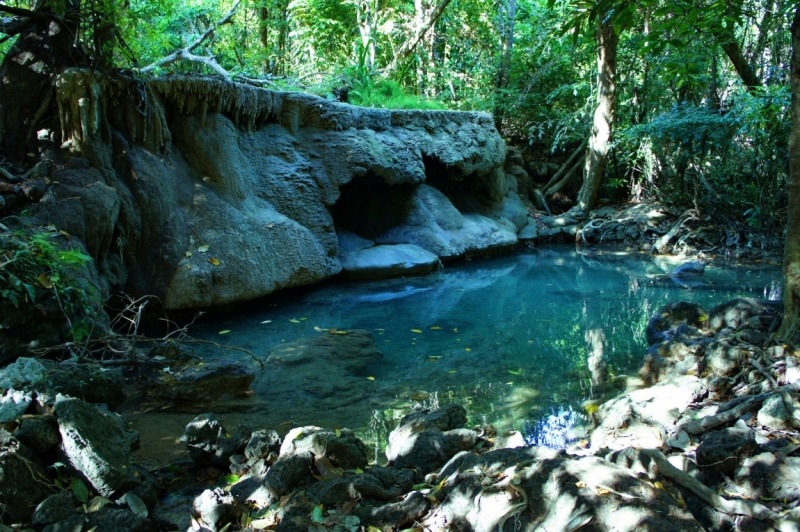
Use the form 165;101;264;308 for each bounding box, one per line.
330;174;416;240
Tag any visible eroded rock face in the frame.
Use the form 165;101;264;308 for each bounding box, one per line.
37;71;517;309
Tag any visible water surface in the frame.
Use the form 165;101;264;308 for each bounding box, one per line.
139;247;780;464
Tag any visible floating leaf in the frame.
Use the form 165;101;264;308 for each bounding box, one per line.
87;496;112;513
430;326;442;330
209;257;220;266
508;369;521;375
374;328;385;332
124;493;148;518
186;264;192;269
411;329;423;334
335;330;348;335
311;505;324;523
70;477;89;503
335;427;341;438
411;393;429;401
585;404;599;415
427;356;441;361
185;251;192;258
261;320;272;324
465;348;471;352
448;370;458;374
289;319;300;323
366;376;375;381
314;326;322;332
198;245;209;253
453;328;458;333
265;223;274;229
219;330;231;335
300;317;307;320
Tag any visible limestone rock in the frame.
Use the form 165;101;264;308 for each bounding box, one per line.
192;488;239;532
696;424;757;485
339;243;441;280
757;394;794;431
54;397;141;498
146;357;254;409
734;453;800;502
181;414;252;467
0;388;33;423
280;426;367;469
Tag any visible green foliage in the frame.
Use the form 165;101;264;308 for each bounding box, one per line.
0;228;94;333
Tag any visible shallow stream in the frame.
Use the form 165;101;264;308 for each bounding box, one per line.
129;246;782;466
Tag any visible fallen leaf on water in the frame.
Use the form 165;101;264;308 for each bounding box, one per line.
219;330;231;335
366;376;375;381
289;319;300;323
448;370;458;374
453;328;459;333
374;328;385;332
508;369;520;375
185;251;192;258
411;329;423;334
335;427;341;437
261;320;272;324
427;356;441;361
186;264;192;269
208;257;220;265
465;348;471;352
301;317;307;320
335;330;348;335
430;326;442;330
314;326;322;332
198;245;209;253
412;393;429;400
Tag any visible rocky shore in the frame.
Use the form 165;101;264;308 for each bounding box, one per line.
1;292;799;532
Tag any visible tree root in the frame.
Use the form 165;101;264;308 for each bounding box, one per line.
640;449;799;532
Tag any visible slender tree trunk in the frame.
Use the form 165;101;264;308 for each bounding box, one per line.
576;17;618;212
258;3;270;74
779;5;800;340
718;23;761;90
493;0;516;134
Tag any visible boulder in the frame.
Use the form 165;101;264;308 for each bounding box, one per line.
734;453;800;502
146;357;255;409
706;298;780;334
192;488;240;532
339;243;441;280
32;490;78;526
757;394;795;430
386;405;477;474
15;415;61;454
181;413;252;467
0;429;53;523
54;397;141;498
0;388;33;423
696;423;757;485
280;426;368;469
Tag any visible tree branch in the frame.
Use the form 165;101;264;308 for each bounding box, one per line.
387;0;453;71
138;0;242;76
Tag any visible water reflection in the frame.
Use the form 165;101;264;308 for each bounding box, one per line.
190;246;781;453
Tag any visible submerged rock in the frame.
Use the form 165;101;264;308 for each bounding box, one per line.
146;357;255;409
338;243;441;280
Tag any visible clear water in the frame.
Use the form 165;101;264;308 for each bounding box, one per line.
185;246;781;456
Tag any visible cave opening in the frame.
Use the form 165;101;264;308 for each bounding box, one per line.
330;174;415;241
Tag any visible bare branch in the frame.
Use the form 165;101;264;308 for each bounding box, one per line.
138;0;242;76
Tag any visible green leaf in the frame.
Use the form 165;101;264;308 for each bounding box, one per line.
221;474;240;485
311;505;324;523
123;493;149;518
70;477;90;503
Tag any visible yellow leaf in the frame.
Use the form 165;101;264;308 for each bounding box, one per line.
208;257;220;265
219;330;231;335
654;482;664;490
335;428;341;438
448;370;458;374
430;326;442;330
453;328;458;333
585;404;599;415
289;319;300;323
596;487;610;496
185;251;192;258
37;273;53;289
698;314;708;322
465;348;471;352
198;245;209;253
335;330;348;335
575;481;586;488
411;329;423;334
366;376;375;381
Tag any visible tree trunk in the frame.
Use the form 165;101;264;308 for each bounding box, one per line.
493;0;516;134
779;5;800;341
576;17;618;212
719;27;761;91
0;1;80;163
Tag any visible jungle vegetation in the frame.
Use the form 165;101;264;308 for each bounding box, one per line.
0;0;798;338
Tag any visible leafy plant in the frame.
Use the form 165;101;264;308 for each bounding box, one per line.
0;228;95;336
